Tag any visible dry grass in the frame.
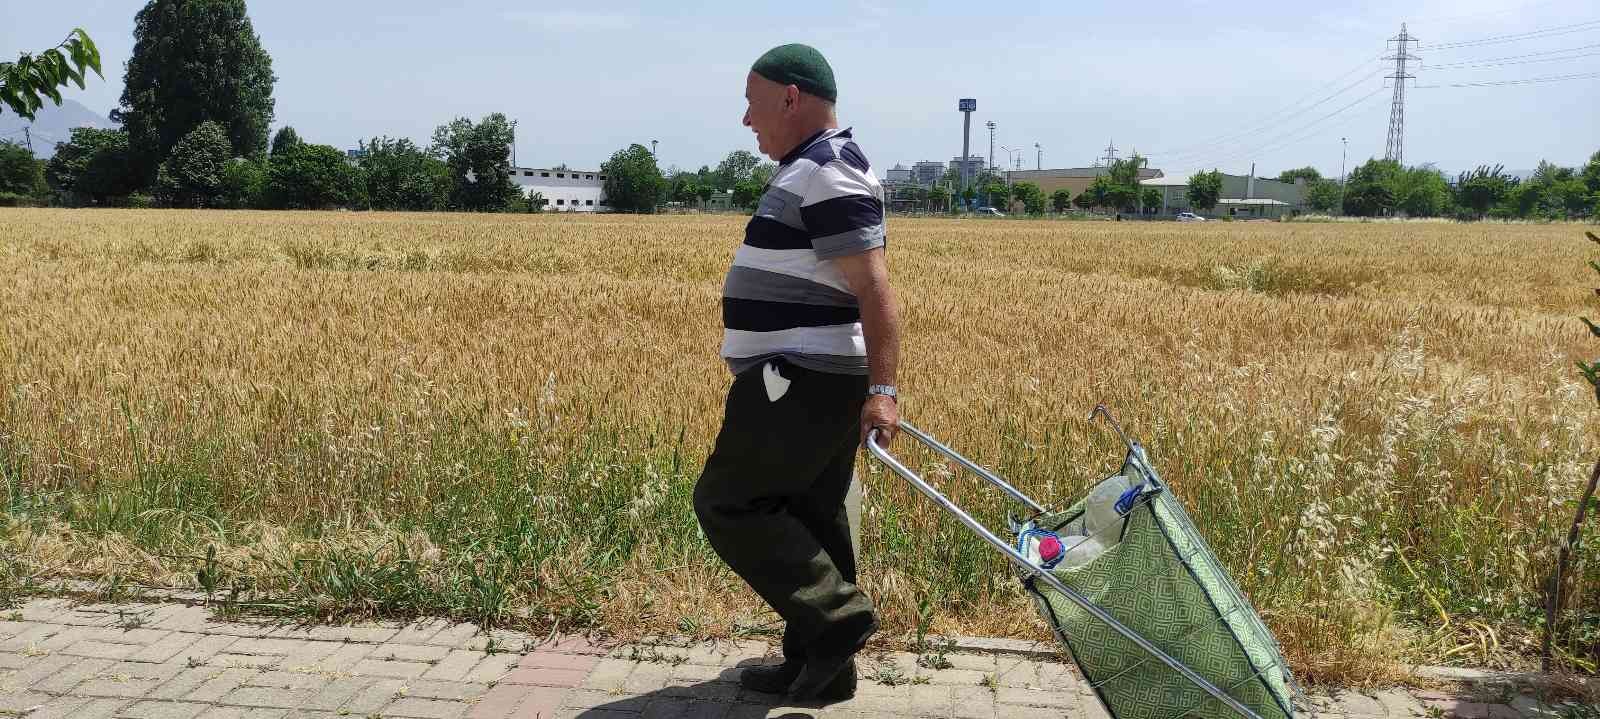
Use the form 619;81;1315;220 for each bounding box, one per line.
2;208;1598;685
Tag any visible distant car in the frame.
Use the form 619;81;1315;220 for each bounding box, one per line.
975;207;1005;217
1176;212;1206;222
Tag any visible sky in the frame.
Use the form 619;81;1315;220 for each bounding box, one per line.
5;0;1597;180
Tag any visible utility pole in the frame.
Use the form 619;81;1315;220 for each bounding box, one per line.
1383;23;1418;164
651;140;658;158
22;126;33;155
986;121;996;172
1035;143;1042;170
1098;139;1119;167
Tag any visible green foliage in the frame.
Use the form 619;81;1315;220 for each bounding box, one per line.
1140;187;1162;213
1454;165;1515;218
715;150;760;188
750;161;778;187
1075;178;1108;210
0;142;44;196
154;121;233;208
115;0;276;185
270;126;300;156
1187;170;1224;212
1395;165;1452;218
1009;181;1042;212
1051;188;1072;213
1276;167;1322;184
430;113;518;212
982;182;1009;210
601;143;663;213
0;28;102;120
927;184;950;212
359;136;449;212
1583;151;1600;194
1305;178;1343;213
1341;159;1401;217
732;180;762;210
667;173;700;206
264;143;363;210
1106;153;1146;189
218;157;266;209
45;127;138;205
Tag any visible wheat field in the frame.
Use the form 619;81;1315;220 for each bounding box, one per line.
2;208;1598;684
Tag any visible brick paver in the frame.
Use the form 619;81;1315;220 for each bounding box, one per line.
0;597;1576;719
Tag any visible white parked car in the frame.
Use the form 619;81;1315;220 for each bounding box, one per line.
1176;212;1206;222
976;207;1005;217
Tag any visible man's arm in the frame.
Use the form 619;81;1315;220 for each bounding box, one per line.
835;247;900;446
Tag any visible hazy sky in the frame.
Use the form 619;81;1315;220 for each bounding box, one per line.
6;0;1597;179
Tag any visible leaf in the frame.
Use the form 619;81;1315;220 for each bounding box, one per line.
1590;231;1600;245
1584;318;1600;339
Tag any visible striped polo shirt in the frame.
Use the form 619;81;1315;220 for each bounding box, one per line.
720;127;887;376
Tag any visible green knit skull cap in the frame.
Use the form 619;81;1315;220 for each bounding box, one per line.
751;44;837;103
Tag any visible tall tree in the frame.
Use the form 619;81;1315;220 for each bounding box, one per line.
1140;187;1163;213
1187;170;1224;212
1583;150;1600;194
1050;188;1072;213
270;126;301;156
1394;165;1451;217
0;29;101;120
750;161;778;187
430;113;518;212
601;143;663;213
45;127;138;204
360;136;449;212
115;0;276;185
716;150;760;188
154;120;232;207
1276;167;1322;184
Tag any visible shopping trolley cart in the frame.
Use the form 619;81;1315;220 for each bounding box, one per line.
865;405;1299;719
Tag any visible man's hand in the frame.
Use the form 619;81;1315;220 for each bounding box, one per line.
862;394;898;447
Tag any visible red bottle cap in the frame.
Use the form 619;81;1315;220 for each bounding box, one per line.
1038;536;1063;562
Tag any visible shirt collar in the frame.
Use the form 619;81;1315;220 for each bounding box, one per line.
779;127;851;166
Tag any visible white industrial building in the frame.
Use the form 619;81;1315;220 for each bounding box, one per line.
509;166;609;211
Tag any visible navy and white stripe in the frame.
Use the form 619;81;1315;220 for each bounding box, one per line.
720;128;886;376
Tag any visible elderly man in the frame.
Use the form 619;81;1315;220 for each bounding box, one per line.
692;43;901;701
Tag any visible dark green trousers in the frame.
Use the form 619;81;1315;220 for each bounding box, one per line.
694;359;876;663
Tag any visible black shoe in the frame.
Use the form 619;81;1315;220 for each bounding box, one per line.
788;655;861;700
739;661;802;694
787;616;876;700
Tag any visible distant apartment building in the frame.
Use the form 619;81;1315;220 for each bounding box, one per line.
911;161;946;187
949;155;986;185
885;164;913;183
509;166;609;211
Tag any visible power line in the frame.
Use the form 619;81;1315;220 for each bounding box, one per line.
1426;50;1600;70
1421;19;1600;51
1141;54;1383;159
1173;88;1386;175
1415;70;1600;88
1147;67;1383;165
1424;41;1600;67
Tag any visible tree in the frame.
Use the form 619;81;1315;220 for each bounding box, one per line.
218;157;266;209
716;150;760;188
1050;188;1072;213
732;180;762;210
1583;150;1600;194
982;181;1010;210
270;126;301;156
115;0;276;185
1276;167;1322;184
430;113;519;212
1454;165;1515;218
1395;165;1451;217
360;136;449;211
927;184;950;213
1341;159;1401;217
153;121;232;207
264;143;363;210
1;29;101;120
1306;178;1343;213
750;161;778;187
601;143;663;212
0;142;43;196
1186;170;1223;212
1140;187;1163;214
1107;154;1146;188
45;127;138;204
1079;176;1114;210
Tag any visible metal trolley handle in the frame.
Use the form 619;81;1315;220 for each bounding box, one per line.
866;420;1264;719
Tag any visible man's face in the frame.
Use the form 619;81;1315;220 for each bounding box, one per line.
743;72;793;161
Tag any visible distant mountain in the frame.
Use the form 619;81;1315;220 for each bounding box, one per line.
0;99;116;159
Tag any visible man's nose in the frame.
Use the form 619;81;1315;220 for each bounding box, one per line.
742;108;751;127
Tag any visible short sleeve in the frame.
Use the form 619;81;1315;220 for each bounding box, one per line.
799;160;886;260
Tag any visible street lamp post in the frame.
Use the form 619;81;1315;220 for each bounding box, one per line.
651;140;658;158
1339;137;1348;215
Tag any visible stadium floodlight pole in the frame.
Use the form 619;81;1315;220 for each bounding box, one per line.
958;98;977;206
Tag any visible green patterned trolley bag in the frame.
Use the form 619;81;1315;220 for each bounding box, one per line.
867;409;1298;719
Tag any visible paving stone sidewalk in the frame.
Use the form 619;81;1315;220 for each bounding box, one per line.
0;597;1578;718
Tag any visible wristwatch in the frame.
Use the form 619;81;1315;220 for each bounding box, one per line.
867;384;898;401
